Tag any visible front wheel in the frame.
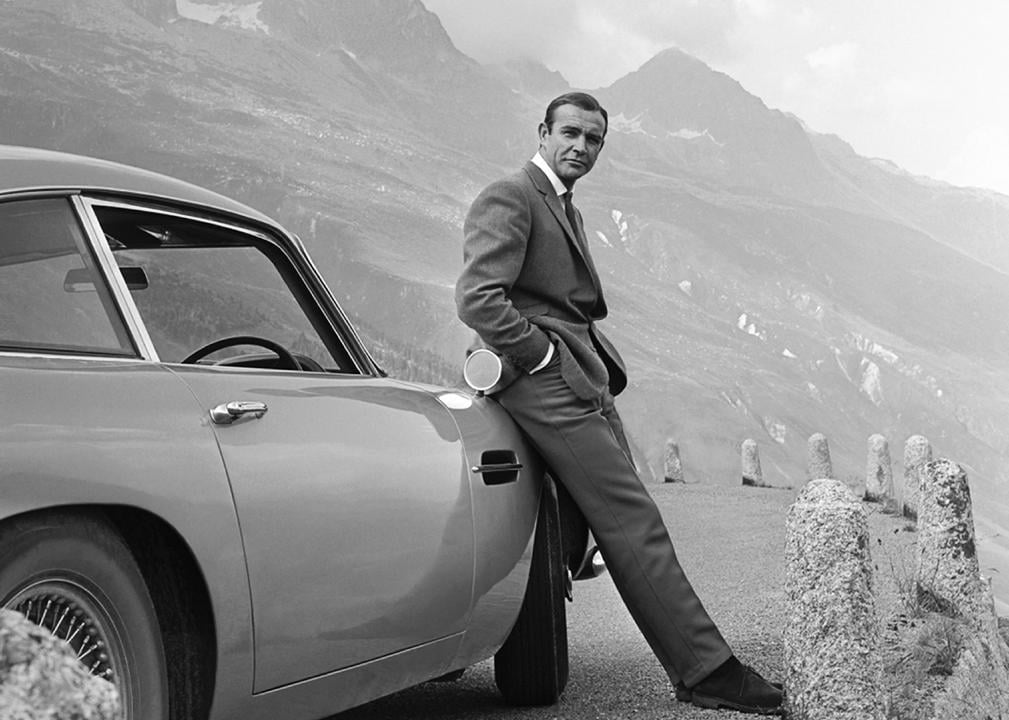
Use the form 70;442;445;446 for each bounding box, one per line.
494;480;569;705
0;513;169;720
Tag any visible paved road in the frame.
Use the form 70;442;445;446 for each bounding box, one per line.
333;483;795;720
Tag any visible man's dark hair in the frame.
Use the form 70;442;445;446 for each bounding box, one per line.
544;92;608;136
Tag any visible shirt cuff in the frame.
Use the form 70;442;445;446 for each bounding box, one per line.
529;342;554;374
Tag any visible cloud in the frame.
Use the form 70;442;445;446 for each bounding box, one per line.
805;42;858;78
584;0;739;57
941;125;1009;193
735;0;774;18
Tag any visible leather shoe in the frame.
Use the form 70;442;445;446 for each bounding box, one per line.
673;683;693;703
676;657;783;715
675;679;784;703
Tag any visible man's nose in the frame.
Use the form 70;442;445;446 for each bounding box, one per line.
571;134;587;152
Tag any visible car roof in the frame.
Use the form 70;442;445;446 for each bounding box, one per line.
0;145;282;231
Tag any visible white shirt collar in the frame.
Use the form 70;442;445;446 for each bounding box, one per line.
531;152;569;198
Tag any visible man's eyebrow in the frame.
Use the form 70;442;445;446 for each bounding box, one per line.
559;123;598;134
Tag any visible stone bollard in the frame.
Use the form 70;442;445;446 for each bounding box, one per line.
784;478;884;719
741;438;766;487
864;434;893;503
806;432;832;481
901;435;932;519
930;575;1009;718
916;459;988;627
663;439;684;483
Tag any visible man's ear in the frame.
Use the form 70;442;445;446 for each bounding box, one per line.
537;122;549;143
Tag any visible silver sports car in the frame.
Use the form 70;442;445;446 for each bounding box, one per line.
0;145;600;719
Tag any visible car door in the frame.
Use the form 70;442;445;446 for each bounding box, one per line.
83;198;476;692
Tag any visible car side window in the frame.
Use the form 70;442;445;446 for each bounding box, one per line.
0;198;135;356
90;204;353;372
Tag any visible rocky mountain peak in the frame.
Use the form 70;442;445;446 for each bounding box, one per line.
491;58;570;101
637;47;713;76
599;45;832;199
256;0;464;74
604;46;778;137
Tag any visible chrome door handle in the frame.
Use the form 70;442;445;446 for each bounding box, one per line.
471;450;523;486
470;462;523;473
210;400;268;425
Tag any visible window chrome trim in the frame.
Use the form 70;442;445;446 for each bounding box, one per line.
72;196;160;361
290;232;382;375
77;196;367;374
0;349;148;364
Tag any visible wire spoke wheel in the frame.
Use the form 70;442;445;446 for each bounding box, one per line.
0;515;168;720
6;577;129;699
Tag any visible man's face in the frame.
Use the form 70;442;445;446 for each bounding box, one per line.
538;104;606;188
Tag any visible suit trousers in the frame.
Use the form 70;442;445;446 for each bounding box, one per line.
496;355;732;687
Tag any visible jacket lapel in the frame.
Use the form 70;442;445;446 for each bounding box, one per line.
523;162;601;290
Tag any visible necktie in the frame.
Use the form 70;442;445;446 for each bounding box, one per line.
564;192;582;243
563;191;602;297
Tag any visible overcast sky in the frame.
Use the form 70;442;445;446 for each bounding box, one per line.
425;0;1009;197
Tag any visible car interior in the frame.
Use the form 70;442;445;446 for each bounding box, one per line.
91;202;357;373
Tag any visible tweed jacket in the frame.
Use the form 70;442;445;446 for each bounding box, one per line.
456;161;627;400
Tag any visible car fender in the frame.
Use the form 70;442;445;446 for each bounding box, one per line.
408;386;545;666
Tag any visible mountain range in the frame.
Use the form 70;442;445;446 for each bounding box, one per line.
2;0;1007;606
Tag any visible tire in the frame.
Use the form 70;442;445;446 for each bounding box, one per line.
0;513;169;720
494;481;569;706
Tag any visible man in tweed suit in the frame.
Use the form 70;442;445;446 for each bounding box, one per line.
455;92;782;715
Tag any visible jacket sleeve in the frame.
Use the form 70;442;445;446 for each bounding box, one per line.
455;178;552;372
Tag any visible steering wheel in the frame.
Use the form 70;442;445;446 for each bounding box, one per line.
182;335;301;371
